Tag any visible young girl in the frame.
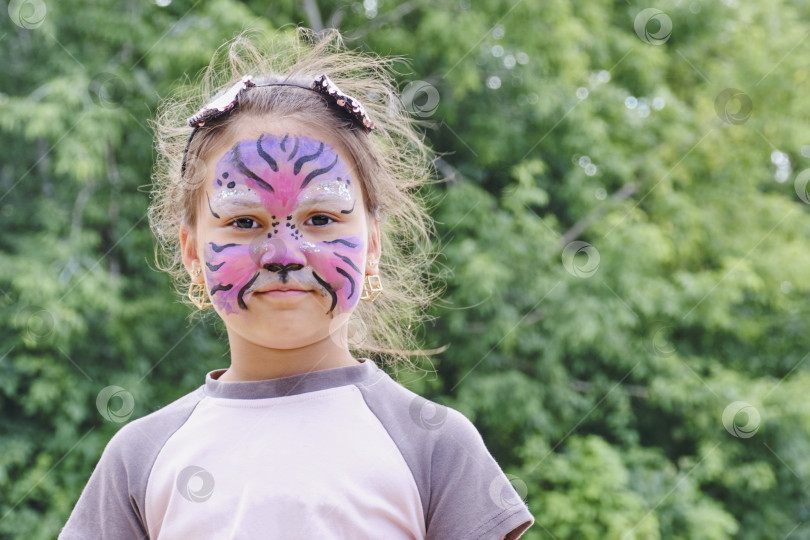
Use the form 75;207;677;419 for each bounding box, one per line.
60;28;534;539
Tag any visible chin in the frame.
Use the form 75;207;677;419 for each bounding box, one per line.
230;315;331;347
252;328;335;351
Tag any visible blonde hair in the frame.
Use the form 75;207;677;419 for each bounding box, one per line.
148;28;437;371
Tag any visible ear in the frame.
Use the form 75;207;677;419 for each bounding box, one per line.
365;218;382;275
179;224;200;278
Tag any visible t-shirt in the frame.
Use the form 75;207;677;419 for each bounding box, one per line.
59;358;534;539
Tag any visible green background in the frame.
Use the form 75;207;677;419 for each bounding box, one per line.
2;0;810;538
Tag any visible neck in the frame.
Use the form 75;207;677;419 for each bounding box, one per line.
218;330;360;382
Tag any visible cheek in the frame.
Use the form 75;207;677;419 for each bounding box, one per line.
311;236;366;312
203;243;260;315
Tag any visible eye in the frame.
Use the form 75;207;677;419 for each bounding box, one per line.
229;217;259;229
305;214;334;226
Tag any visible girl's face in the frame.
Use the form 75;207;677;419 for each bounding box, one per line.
181;119;379;351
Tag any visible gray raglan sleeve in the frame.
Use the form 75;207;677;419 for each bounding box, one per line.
59;389;204;540
58;422;150;540
425;407;534;539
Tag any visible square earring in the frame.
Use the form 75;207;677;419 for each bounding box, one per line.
360;274;383;302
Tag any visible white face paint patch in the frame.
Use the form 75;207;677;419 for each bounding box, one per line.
213;188;261;205
300;180;352;203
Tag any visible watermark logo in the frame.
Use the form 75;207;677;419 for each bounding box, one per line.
794;168;810;204
176;465;215;502
489;473;529;510
8;0;46;29
646;322;676;358
328;313;370;349
714;88;753;125
562;241;600;278
15;305;55;343
722;401;760;438
96;386;135;423
249;236;288;267
89;73;127;109
634;8;672;45
409;396;448;431
401;81;440;118
181;151;210;188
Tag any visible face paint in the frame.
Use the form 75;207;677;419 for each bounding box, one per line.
201;134;366;317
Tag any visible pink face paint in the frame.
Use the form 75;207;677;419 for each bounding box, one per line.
202;134;366;316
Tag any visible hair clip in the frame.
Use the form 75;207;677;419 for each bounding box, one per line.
187;75;256;128
310;74;374;134
182;74;374;178
185;74;374;132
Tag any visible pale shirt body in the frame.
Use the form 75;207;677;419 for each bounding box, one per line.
60;359;534;539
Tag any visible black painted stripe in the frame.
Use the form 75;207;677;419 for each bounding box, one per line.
333;253;361;274
206;261;225;271
210;283;233;295
232;143;274;192
340;200;356;214
256;135;278;172
312;270;337;313
287;136;299;160
206;192;220;218
209;242;238;253
336;267;356;300
237;272;260;310
280;133;289;152
235;159;274;192
300;153;339;189
323;239;358;248
293;142;324;175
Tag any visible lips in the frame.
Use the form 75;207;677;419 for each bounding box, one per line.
253;285;311;297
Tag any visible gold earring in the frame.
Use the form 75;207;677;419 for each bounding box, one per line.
360;274;383;302
188;267;212;310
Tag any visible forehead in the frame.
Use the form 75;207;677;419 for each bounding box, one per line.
208;131;361;210
206;116;357;178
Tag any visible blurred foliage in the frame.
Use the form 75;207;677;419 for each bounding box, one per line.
2;0;810;538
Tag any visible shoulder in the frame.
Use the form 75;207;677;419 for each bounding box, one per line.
60;386;206;539
355;367;496;456
91;385;207;494
355;370;534;539
354;369;458;454
103;386;205;464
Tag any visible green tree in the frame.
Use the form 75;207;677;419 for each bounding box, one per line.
2;0;810;538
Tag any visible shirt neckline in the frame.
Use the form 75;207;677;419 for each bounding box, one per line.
203;358;378;400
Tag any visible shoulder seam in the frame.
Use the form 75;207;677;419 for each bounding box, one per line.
140;387;207;531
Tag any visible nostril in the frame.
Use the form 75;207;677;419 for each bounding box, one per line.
264;263;305;273
264;263;305;285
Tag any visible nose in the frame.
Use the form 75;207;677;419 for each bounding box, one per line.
257;235;307;281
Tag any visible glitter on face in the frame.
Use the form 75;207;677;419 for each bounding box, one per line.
300;242;321;253
300;180;352;202
214;188;259;203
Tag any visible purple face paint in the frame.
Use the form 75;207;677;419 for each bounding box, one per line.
202;134;366;316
